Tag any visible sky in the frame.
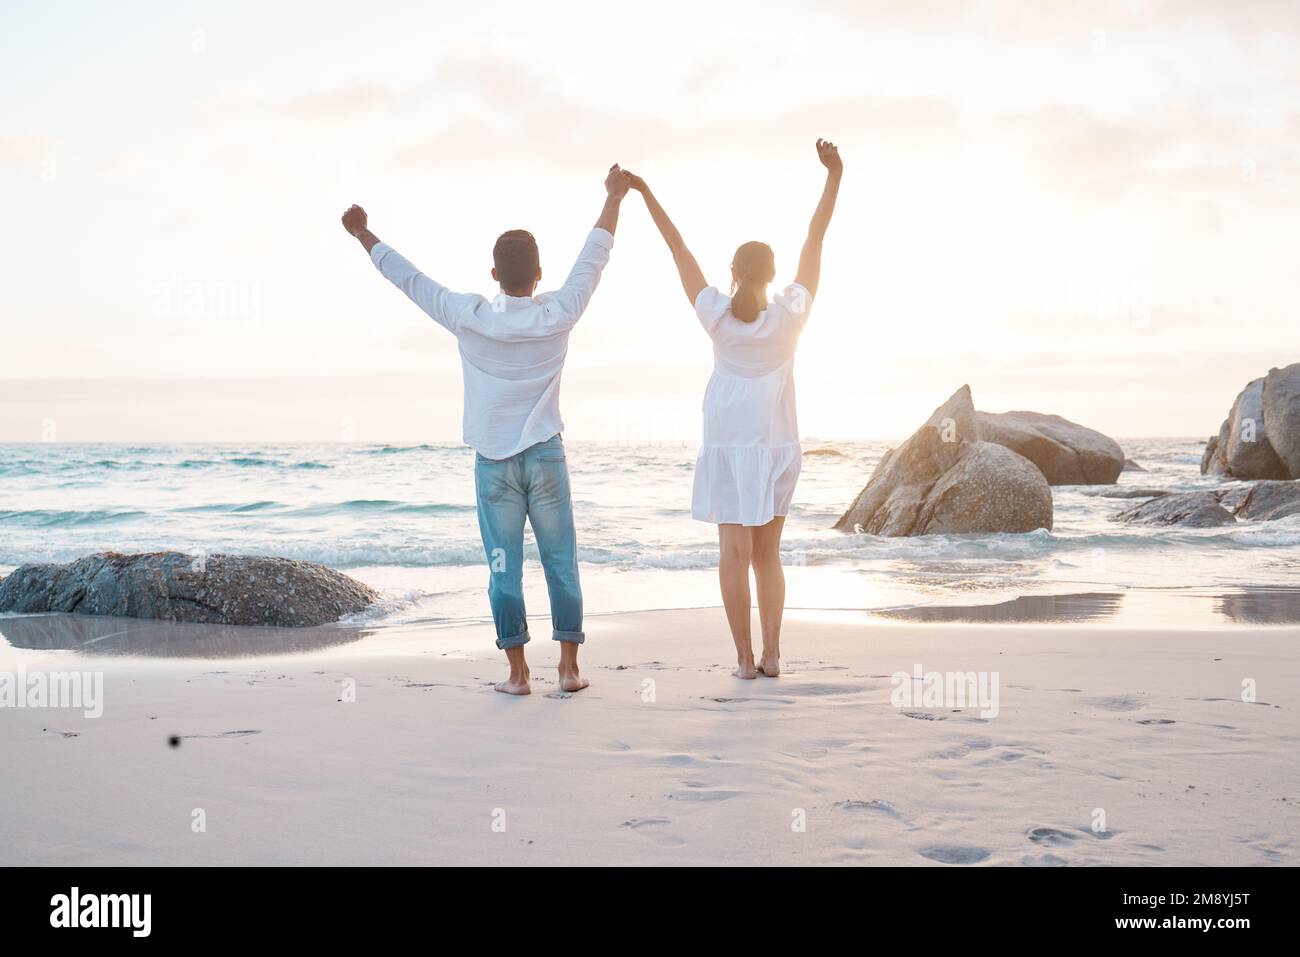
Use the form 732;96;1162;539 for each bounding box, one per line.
2;0;1298;443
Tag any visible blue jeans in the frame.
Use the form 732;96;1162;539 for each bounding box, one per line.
473;434;584;650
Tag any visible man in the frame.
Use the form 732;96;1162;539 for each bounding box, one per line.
341;164;630;696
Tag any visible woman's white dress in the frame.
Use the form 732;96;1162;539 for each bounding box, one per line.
691;282;813;526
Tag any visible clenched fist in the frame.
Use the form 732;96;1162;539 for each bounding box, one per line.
341;204;368;237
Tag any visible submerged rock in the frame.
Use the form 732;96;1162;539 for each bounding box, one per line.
1231;480;1300;522
976;411;1125;485
835;386;1052;535
1083;487;1169;500
0;552;378;627
1115;492;1236;528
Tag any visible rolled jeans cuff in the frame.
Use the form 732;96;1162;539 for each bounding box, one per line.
552;629;585;645
496;629;531;651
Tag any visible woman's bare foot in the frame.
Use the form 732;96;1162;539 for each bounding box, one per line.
733;655;758;679
756;656;780;677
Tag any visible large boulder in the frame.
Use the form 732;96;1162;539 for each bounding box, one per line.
1223;378;1286;478
1115;492;1236;528
976;411;1125;484
0;552;378;627
1263;364;1300;478
1201;363;1300;479
913;442;1055;534
835;386;1053;535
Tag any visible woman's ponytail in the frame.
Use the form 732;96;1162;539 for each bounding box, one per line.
729;242;776;323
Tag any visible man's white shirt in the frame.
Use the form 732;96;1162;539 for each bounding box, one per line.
370;228;614;460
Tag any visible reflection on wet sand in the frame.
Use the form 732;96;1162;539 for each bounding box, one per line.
872;587;1300;627
873;592;1125;624
0;613;369;658
1217;588;1300;625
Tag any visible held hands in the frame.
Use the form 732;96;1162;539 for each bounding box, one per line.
605;163;631;198
816;138;842;176
623;170;648;193
341;204;368;237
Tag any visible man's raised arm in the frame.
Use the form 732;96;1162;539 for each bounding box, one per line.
549;165;630;320
342;204;473;333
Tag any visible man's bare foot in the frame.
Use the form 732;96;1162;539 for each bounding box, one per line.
757;656;780;677
494;676;531;695
496;646;530;695
557;642;589;693
557;670;589;693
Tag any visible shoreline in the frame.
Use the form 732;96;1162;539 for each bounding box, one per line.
1;607;1296;866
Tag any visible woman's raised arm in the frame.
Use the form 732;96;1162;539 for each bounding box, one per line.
794;139;843;298
626;173;708;305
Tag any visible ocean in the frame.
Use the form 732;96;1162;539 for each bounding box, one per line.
2;438;1299;629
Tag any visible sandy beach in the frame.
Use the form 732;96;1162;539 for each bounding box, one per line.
2;607;1296;866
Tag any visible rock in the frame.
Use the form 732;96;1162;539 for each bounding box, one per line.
1201;363;1300;479
0;552;378;627
976;411;1124;484
1200;436;1220;475
835;386;1052;535
1122;458;1146;472
1082;487;1169;500
1223;377;1287;479
1263;364;1300;478
802;447;845;457
913;442;1055;534
1115;492;1236;528
1216;485;1253;511
1231;480;1300;522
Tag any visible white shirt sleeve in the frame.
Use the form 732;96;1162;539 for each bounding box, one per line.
773;281;814;332
694;286;731;336
540;228;615;325
371;242;480;334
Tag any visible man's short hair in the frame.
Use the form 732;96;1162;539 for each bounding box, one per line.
493;229;539;292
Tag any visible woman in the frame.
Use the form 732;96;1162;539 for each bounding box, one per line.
627;139;843;679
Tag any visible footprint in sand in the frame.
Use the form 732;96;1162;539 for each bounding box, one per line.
668;787;739;802
621;817;685;847
701;696;796;707
901;711;948;721
833;799;902;818
1137;718;1175;725
931;738;994;760
1027;826;1080;848
654;753;709;767
919;844;991;865
1086;695;1146;712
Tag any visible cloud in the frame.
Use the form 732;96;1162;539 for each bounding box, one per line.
0;134;56;173
279;85;400;120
